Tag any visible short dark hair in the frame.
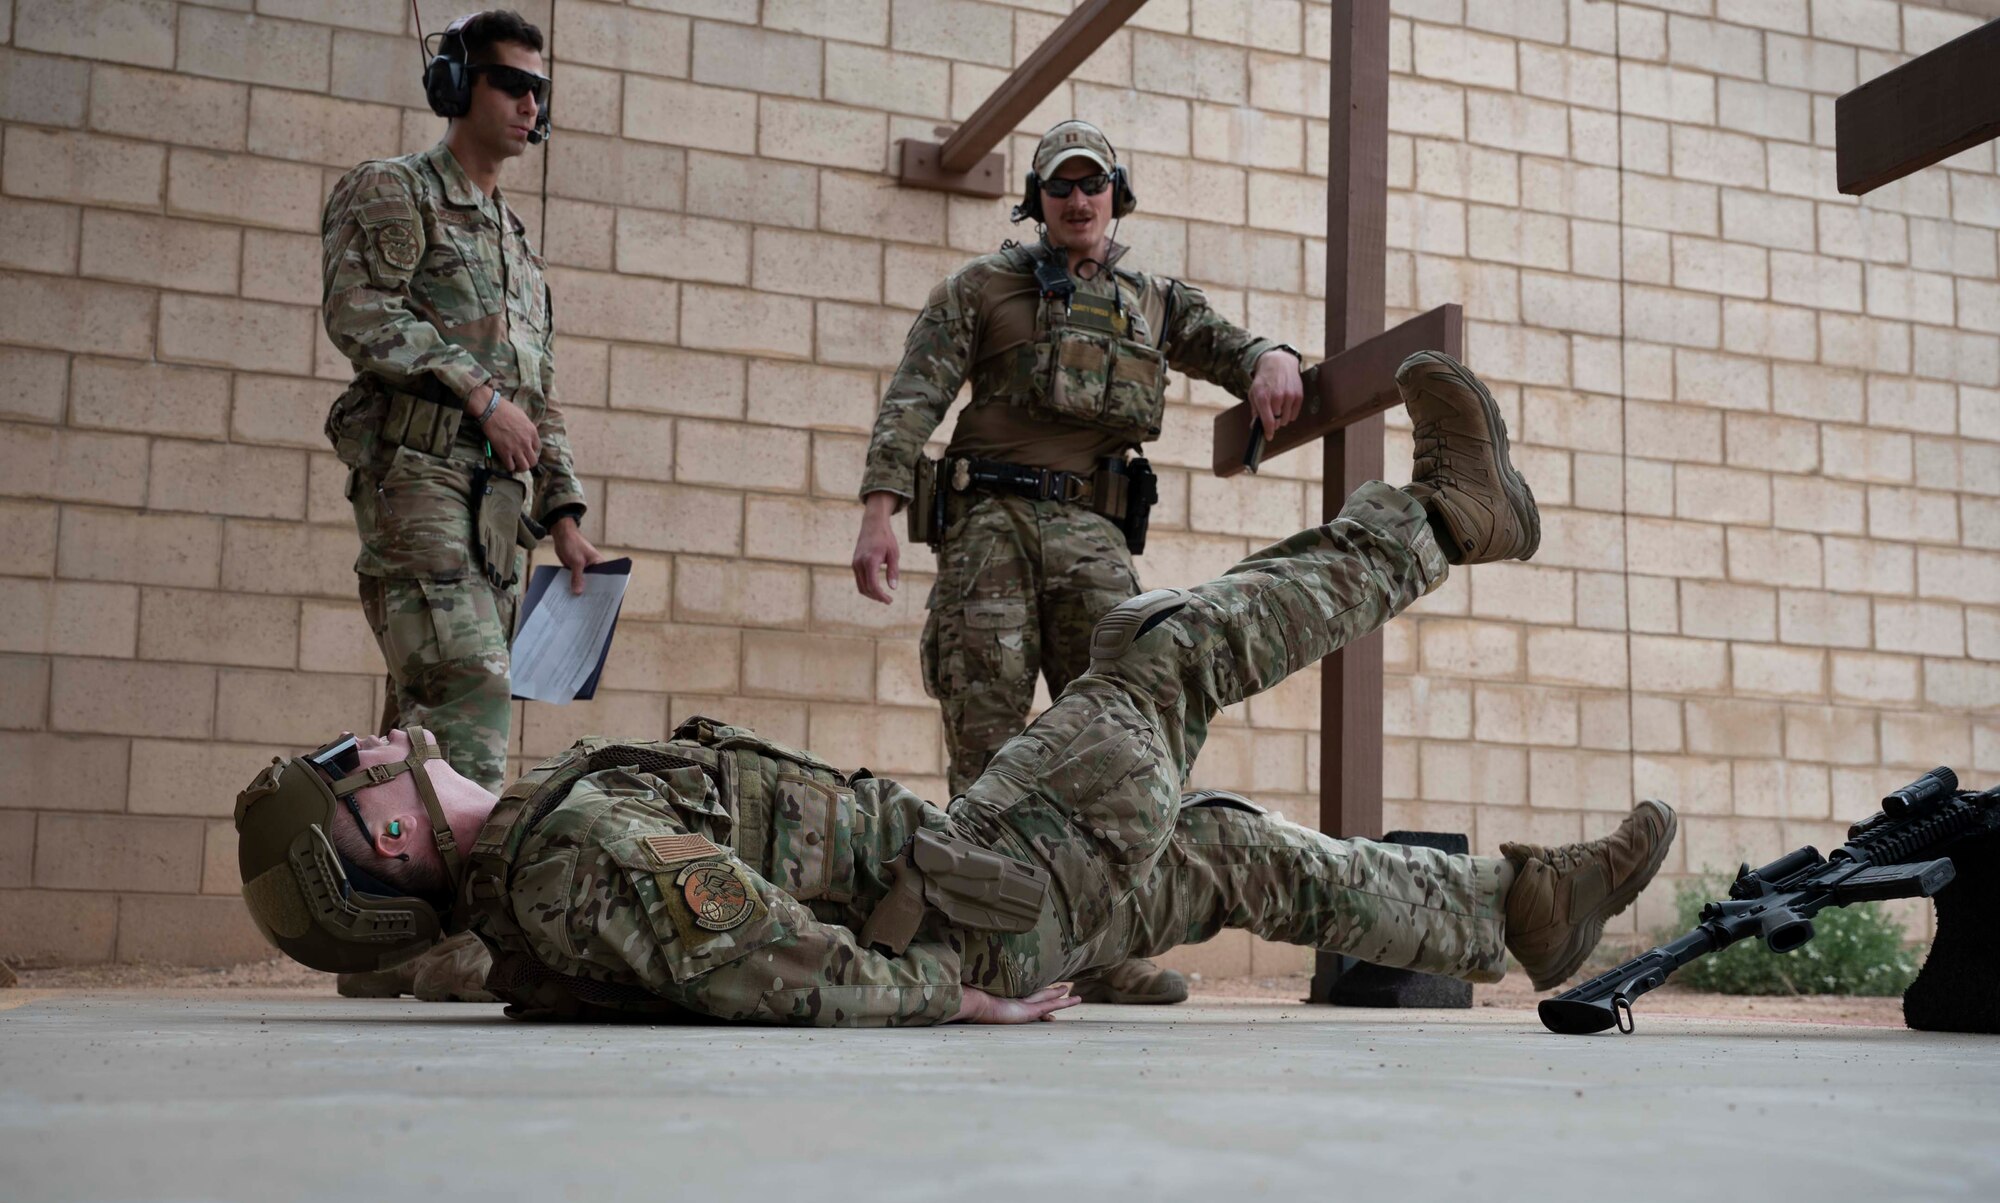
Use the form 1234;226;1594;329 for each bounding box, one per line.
458;9;544;65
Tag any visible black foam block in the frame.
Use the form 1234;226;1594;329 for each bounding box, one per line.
1310;830;1475;1009
1903;830;2000;1034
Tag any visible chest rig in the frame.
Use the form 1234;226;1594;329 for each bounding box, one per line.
459;717;847;1021
971;243;1171;445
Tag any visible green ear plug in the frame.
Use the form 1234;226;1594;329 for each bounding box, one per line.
387;820;403;837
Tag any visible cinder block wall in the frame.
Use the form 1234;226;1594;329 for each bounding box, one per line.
2;0;1995;972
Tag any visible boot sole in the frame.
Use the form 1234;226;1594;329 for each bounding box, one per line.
1528;799;1678;992
1398;351;1541;561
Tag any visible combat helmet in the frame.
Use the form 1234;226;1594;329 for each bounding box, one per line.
233;728;467;973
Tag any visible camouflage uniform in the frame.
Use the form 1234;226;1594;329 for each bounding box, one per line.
480;481;1513;1026
862;238;1287;792
321;142;585;791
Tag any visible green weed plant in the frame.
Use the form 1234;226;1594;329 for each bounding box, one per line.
1663;872;1920;996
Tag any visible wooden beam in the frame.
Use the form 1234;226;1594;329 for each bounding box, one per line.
897;0;1149;196
1836;17;2000;195
1318;0;1391;857
1209;304;1463;477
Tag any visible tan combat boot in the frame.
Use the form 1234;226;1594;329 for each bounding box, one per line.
336;931;497;1003
1072;957;1189;1005
1503;800;1678;991
1395;350;1541;564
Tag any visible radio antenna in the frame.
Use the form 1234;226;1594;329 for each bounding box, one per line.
410;0;430;67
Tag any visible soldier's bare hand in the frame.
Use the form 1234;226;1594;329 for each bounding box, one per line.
551;518;606;595
1249;349;1306;439
481;395;541;473
951;983;1079;1024
852;495;902;605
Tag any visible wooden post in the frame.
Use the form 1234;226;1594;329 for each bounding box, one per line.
1308;0;1391;1003
1319;0;1391;847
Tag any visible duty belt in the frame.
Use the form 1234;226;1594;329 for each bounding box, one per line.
949;457;1099;508
915;454;1157;555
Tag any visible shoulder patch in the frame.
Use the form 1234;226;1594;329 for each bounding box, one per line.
676;861;756;931
645;832;721;867
373;221;420;271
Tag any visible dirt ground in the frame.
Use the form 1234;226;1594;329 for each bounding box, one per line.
4;957;1908;1025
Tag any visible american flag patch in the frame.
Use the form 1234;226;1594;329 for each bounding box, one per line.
645;832;720;866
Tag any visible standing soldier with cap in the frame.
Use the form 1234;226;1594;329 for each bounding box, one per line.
320;9;603;998
851;120;1308;1005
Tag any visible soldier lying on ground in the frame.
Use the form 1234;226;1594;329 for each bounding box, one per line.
235;352;1678;1025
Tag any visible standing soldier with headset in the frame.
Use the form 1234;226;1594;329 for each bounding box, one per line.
851;120;1307;1005
321;9;603;999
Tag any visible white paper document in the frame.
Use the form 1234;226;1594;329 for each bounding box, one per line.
510;565;630;704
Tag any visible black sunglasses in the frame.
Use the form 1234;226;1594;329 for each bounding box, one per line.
471;63;551;107
305;735;374;846
1042;173;1111;199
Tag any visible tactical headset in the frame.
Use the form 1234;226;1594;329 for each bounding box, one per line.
420;11;552;145
1012;122;1137;225
234;728;467;974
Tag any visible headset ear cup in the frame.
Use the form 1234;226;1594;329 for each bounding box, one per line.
449;61;472;117
423;57;472;119
1018;172;1043;224
423;57;448;118
1112;166;1137;218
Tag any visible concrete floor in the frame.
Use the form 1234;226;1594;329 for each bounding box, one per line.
2;992;1997;1202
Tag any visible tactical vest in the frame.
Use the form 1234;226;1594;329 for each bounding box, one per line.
459;716;851;1022
970;243;1171;446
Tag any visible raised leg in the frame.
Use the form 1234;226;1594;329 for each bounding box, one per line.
1084;479;1447;783
952;482;1449;990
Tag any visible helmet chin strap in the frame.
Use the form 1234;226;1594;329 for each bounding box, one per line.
323;726;466;883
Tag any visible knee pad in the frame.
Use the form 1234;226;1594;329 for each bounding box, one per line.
1088;588;1191;667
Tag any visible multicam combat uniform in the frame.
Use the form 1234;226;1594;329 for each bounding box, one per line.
321;142;585;791
862;238;1291;793
469;481;1513;1025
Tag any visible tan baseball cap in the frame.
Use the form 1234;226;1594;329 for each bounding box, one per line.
1034;120;1116;177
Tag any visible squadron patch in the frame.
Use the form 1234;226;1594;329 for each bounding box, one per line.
645;832;720;867
677;860;754;931
375;221;420;271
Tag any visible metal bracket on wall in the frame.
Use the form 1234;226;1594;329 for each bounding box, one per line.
896;139;1008;198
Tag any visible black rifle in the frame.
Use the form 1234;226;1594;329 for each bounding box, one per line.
1540;767;2000;1035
